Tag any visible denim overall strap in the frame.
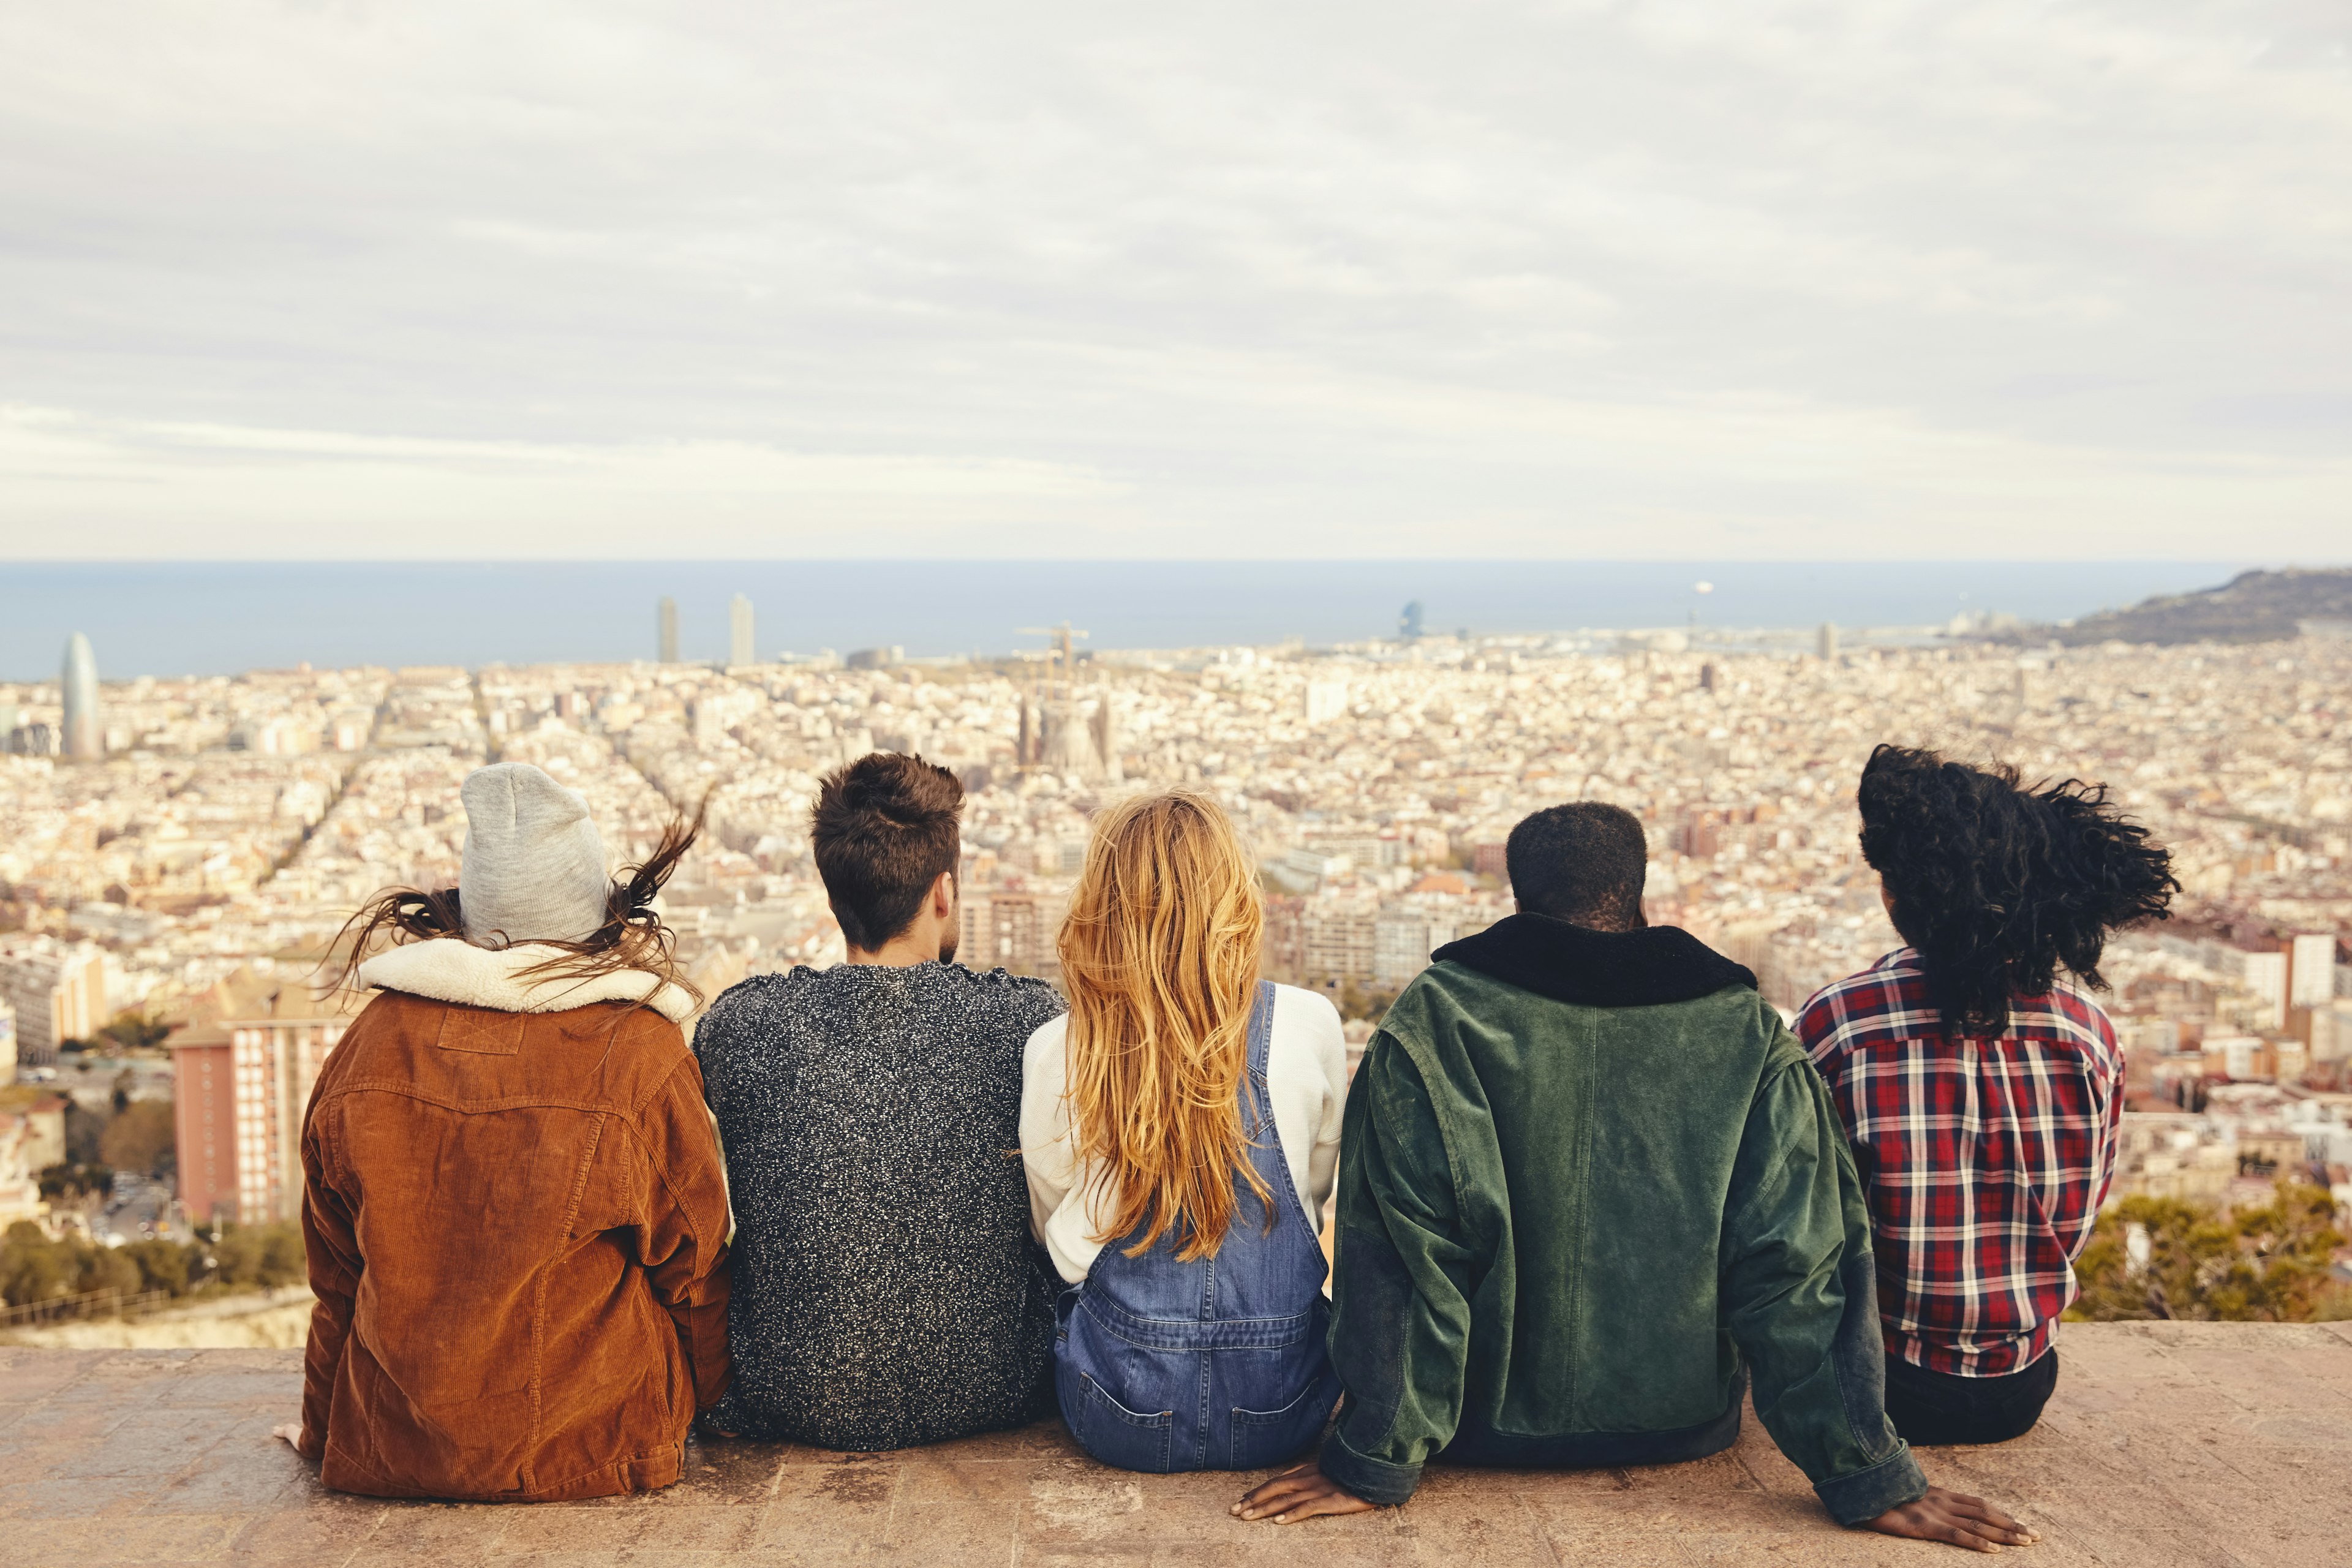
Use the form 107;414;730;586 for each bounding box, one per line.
1238;980;1319;1235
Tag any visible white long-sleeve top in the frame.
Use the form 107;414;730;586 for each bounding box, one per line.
1020;983;1349;1286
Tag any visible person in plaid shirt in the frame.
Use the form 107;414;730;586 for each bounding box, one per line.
1801;744;2176;1447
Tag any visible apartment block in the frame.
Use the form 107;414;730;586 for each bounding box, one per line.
0;938;107;1065
172;974;350;1225
1303;907;1378;983
959;890;1054;979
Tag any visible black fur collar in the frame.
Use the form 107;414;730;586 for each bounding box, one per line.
1432;913;1758;1009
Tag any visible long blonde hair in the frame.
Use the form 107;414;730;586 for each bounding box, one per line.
1057;790;1269;1261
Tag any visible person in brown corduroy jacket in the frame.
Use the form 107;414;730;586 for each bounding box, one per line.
281;763;732;1501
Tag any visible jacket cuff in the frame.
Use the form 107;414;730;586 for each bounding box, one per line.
1815;1443;1928;1527
1317;1429;1421;1507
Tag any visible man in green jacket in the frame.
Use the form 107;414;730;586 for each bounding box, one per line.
1235;804;2034;1553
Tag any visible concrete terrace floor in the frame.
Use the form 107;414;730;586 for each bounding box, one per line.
1;1322;2348;1568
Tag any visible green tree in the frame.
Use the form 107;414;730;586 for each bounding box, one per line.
76;1244;140;1300
36;1162;113;1204
2074;1179;2345;1323
62;1102;105;1165
98;1099;175;1177
213;1222;307;1289
121;1238;193;1297
0;1220;69;1307
0;1223;143;1308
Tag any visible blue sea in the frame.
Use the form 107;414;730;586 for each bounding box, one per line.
0;560;2258;680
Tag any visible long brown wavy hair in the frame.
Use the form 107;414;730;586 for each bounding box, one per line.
1056;790;1268;1262
323;804;707;1010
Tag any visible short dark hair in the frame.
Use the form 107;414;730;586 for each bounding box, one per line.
811;753;964;951
1858;744;2176;1035
1506;802;1648;930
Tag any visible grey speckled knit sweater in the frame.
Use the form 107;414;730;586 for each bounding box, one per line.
693;961;1066;1451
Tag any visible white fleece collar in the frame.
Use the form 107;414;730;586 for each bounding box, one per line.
358;940;696;1023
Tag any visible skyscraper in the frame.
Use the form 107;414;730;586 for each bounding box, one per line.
61;633;100;760
1817;622;1839;662
1399;601;1425;641
729;594;756;668
657;597;679;663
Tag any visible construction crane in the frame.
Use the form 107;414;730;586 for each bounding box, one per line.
1016;623;1089;701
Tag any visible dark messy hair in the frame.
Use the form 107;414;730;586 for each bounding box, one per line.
1858;744;2177;1036
1507;801;1648;932
324;804;707;1010
812;752;963;951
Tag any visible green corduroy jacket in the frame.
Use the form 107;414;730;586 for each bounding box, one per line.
1319;915;1928;1526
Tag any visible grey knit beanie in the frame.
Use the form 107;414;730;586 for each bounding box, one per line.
458;763;612;947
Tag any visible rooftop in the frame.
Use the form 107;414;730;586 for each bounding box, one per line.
2;1322;2348;1567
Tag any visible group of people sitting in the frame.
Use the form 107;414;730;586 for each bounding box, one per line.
277;741;2176;1553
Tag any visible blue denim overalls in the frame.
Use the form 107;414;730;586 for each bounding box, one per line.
1054;981;1341;1472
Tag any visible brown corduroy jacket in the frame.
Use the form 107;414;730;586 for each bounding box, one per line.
296;945;732;1501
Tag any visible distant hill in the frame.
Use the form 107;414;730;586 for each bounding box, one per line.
2028;567;2352;647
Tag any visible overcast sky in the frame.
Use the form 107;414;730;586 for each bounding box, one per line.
1;1;2346;560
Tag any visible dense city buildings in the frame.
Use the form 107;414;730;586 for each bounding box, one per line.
1;622;2348;1242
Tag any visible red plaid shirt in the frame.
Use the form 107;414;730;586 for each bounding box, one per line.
1799;949;2122;1378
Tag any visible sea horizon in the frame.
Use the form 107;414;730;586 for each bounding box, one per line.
0;559;2279;681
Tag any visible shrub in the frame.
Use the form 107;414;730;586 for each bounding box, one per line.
121;1238;192;1297
0;1219;308;1311
213;1222;307;1289
0;1220;69;1308
0;1221;143;1308
2074;1178;2345;1323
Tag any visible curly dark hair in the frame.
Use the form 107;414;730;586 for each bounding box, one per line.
1507;802;1648;930
1857;744;2178;1035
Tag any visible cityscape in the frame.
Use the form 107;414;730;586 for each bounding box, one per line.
2;597;2349;1294
7;0;2350;1555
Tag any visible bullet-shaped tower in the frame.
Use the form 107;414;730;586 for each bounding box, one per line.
61;632;101;761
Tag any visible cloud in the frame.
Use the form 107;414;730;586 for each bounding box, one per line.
0;1;2346;558
0;406;1128;556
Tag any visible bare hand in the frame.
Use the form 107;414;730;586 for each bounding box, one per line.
1866;1486;2037;1553
1231;1458;1378;1525
270;1422;304;1450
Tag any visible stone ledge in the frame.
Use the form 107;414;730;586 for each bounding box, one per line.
2;1322;2348;1567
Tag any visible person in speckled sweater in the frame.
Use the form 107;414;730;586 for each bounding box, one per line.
692;752;1066;1452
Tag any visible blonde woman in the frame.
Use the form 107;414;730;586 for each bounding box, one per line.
1020;791;1348;1474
